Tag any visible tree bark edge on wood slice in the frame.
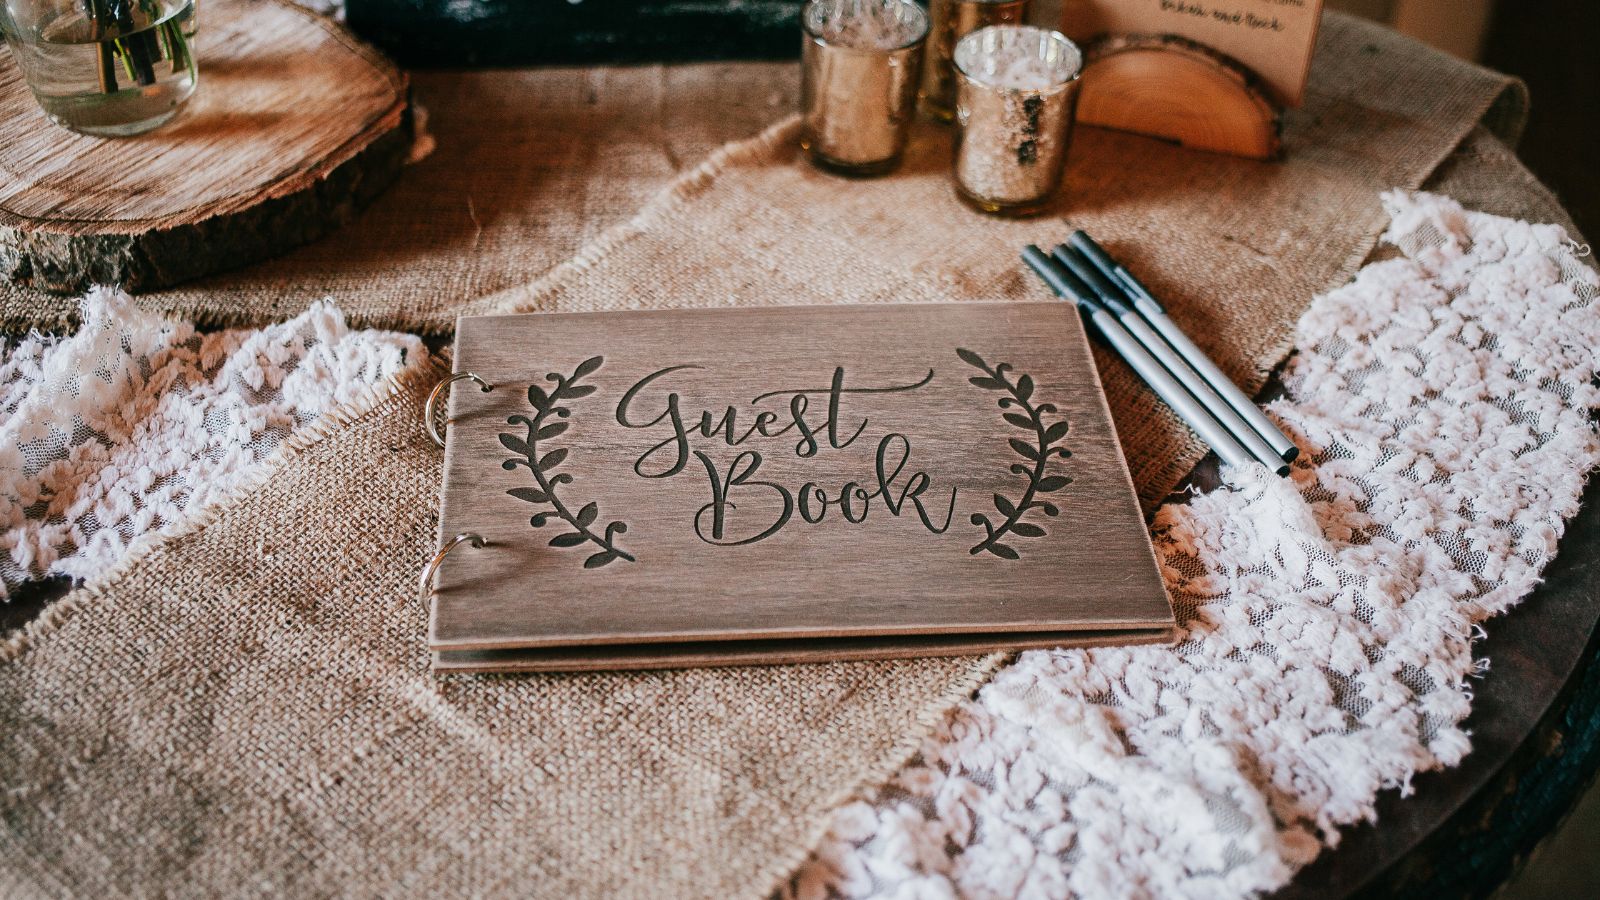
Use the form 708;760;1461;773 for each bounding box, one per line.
0;0;413;296
1077;33;1282;161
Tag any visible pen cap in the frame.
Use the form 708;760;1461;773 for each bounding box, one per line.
1022;245;1098;309
1068;230;1162;310
1051;245;1131;314
1066;230;1121;280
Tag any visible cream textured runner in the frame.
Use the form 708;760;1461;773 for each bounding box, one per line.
0;19;1542;900
787;189;1599;898
0;291;424;598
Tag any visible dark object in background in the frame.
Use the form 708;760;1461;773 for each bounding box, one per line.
1482;0;1600;240
347;0;806;67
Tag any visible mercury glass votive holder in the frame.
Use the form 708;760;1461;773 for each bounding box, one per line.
917;0;1029;122
952;25;1083;216
800;0;929;177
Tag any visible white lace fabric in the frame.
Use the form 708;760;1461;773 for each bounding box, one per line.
0;289;425;597
787;192;1600;900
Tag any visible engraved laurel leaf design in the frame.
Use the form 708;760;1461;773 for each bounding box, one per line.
500;356;634;568
957;347;1072;560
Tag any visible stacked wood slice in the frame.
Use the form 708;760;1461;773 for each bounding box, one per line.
0;0;412;295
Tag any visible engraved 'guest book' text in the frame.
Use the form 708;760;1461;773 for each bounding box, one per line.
432;302;1175;672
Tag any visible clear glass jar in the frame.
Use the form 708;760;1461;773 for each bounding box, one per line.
1;0;198;136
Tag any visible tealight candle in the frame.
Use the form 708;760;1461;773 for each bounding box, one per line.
800;0;930;176
952;25;1084;215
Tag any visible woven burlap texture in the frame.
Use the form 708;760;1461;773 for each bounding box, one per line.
0;61;800;336
0;357;1008;899
459;14;1523;508
0;17;1526;900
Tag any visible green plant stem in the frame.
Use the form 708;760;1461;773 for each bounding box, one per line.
163;20;190;73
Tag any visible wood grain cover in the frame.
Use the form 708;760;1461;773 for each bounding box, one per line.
431;302;1175;670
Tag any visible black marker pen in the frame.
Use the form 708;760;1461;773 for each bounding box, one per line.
1052;244;1289;477
1068;230;1300;463
1021;246;1256;473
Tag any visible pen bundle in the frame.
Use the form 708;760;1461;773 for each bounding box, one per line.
1024;233;1299;476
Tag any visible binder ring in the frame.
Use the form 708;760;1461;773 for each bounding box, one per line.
425;372;493;448
420;532;487;607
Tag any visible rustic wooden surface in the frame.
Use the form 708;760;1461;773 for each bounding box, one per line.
431;302;1174;669
0;0;411;294
1078;33;1283;160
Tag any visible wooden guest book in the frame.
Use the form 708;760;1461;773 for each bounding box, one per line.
428;302;1176;672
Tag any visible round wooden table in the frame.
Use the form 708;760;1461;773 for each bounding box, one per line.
2;18;1595;900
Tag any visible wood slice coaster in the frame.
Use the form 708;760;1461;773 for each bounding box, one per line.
1078;34;1282;161
0;0;411;295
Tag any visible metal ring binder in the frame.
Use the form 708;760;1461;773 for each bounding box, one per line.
419;532;487;608
424;372;493;448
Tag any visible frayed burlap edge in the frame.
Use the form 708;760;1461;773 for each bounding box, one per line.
0;115;805;339
0;337;1006;900
0;351;449;664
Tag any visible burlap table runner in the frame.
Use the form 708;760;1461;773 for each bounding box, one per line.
0;360;1005;898
1;13;1521;346
459;14;1524;506
0;63;800;335
0;15;1529;900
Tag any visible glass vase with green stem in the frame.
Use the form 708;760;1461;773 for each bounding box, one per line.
2;0;198;136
